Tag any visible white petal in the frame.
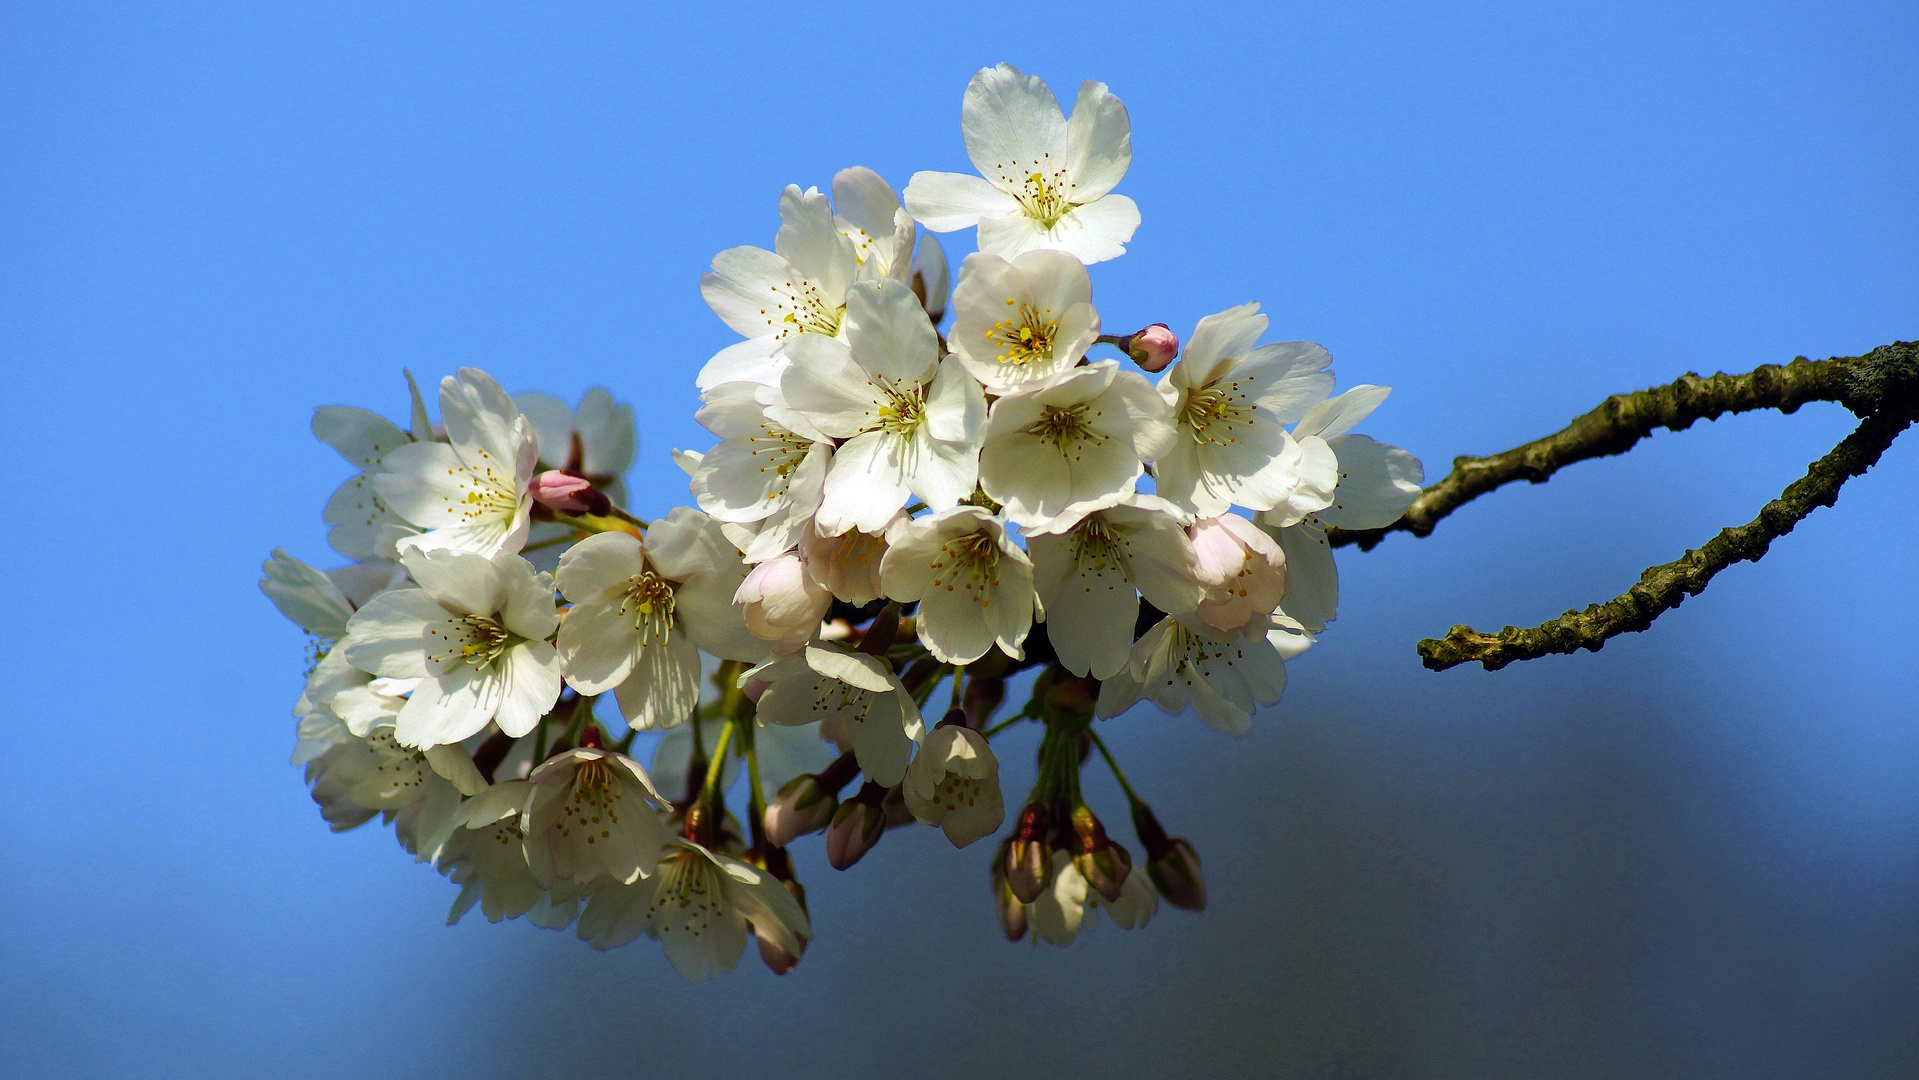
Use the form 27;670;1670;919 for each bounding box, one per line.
1056;80;1131;201
613;632;702;731
903;170;1015;233
496;642;562;737
396;666;501;748
1317;435;1424;530
961;63;1067;189
1297;384;1392;439
342;589;450;679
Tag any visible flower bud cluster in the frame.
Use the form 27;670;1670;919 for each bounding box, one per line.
260;62;1421;983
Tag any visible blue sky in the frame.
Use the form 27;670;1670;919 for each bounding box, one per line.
2;2;1914;1077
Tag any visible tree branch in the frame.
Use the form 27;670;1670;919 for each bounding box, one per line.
1376;341;1917;670
1326;352;1883;552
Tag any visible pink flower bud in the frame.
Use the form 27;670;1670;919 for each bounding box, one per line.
528;470;608;515
825;783;888;870
764;773;837;847
1126;323;1179;372
734;552;831;655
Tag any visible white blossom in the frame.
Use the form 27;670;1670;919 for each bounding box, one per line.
575;840;811;984
313;403;421;561
1095;615;1291;736
341;547;562;749
376;368;538;559
945;250;1099;395
746;642;924;787
902;724;1005;847
906;64;1139;264
691;380;833;564
781;279;986;535
554;512;767;731
509;748;669;889
978;360;1174;528
1029;850;1090;945
879;506;1039;665
697;172;912;391
439;811;544;925
1025;494;1204;679
1154;304;1339;520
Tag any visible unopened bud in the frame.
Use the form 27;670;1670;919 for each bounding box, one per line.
1004;803;1053;903
764;773;837;847
1124;323;1179;373
528;470;611;515
1132;800;1205;911
991;841;1029;942
756;875;808;975
1070;804;1132;902
825;782;887;870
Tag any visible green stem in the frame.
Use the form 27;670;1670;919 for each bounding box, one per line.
1087;728;1142;809
701;719;736;807
948;664;966;712
982;712;1029;739
521;531;581;553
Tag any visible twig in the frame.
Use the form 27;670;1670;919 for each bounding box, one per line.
1326;352;1881;552
1409;342;1919;670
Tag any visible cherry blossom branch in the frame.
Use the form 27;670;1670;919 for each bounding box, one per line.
1363;341;1917;671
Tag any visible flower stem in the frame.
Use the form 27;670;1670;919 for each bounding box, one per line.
948;664;966;712
702;719;736;807
1087;728;1142;810
982;711;1029;739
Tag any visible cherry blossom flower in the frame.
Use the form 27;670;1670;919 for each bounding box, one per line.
978;360;1174;528
906;64;1139;264
781;279;986;535
946;249;1100;395
376;368;538;559
1154;304;1339;520
313;403;419;561
801;512;905;605
734;550;831;655
691;380;833;563
697;172;912;391
745;642;923;787
1094;615;1291;736
554;512;767;731
574;840;811;984
439;811;543;925
1025;494;1204;679
341;547;562;749
1188;514;1287;635
878;506;1039;665
501;747;670;889
902;724;1005;847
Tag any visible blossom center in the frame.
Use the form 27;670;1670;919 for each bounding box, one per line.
874;382;928;436
621;570;677;645
987;300;1058;366
647;851;721;939
1070;518;1134;579
989;153;1073;226
934;771;986;814
749;424;812;496
766;278;844;341
427;613;514;669
1180;382;1252;445
449;453;520;522
1026;402;1108;458
928;530;1003;606
556;759;624;845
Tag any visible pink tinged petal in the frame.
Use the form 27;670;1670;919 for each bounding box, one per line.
395;665;502;749
1055;80;1132;201
719;855;811;954
614;632;702;732
312;406;410;471
1318;435;1425;530
555;531;646;603
342;588;454;679
495;642;563;737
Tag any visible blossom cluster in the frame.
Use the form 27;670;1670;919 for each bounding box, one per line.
262;64;1422;981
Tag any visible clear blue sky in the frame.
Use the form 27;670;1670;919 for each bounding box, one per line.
2;2;1914;1077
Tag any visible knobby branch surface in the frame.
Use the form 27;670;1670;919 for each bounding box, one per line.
1329;342;1919;671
